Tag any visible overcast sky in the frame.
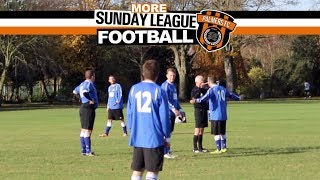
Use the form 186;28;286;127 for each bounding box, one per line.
277;0;316;10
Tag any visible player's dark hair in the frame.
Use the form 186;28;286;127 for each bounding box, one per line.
85;69;95;79
207;76;217;84
219;79;227;88
142;60;159;81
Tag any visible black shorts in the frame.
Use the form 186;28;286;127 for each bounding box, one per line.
131;146;165;172
170;115;175;132
210;120;226;135
80;103;96;130
108;109;124;120
305;90;310;95
194;108;208;128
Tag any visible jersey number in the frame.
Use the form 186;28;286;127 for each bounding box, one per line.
135;91;152;113
217;90;226;101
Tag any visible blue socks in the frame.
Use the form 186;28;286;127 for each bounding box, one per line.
121;122;127;134
105;126;111;135
122;127;127;134
221;135;227;149
105;121;112;135
83;131;91;153
80;132;85;154
214;135;221;151
105;121;128;135
164;147;171;154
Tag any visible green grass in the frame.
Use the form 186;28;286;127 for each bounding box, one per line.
1;99;320;179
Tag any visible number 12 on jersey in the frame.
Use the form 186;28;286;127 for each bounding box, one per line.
135;91;152;113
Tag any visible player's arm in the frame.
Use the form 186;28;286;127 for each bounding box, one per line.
190;88;199;99
114;84;123;105
72;86;81;102
160;89;171;143
196;89;211;103
83;83;94;104
83;92;93;102
189;88;197;104
127;87;134;130
106;87;110;110
230;93;240;101
176;99;182;111
161;83;176;112
73;86;80;94
226;90;241;101
105;92;109;110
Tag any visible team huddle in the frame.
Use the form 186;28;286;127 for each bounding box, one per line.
73;60;240;180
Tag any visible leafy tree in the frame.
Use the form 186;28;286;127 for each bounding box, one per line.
270;57;297;96
247;67;269;98
290;35;320;96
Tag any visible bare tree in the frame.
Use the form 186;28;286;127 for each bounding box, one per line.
312;0;320;10
0;36;36;103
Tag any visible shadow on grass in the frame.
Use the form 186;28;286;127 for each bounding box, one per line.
177;146;320;159
174;131;212;135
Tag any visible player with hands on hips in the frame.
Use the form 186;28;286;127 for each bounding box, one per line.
73;69;98;156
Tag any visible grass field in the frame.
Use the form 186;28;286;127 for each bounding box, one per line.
1;99;320;180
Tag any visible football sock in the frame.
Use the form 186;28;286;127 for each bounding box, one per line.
214;135;221;151
221;134;227;149
121;122;127;134
146;172;158;180
131;175;142;180
193;135;198;149
105;121;112;135
80;131;85;153
164;147;171;154
198;135;203;149
83;131;91;153
165;132;172;154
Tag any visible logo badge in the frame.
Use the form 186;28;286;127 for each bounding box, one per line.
196;10;237;52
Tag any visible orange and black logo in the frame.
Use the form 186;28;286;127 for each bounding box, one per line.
196;10;237;52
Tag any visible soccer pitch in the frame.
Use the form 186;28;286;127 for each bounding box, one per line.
1;100;320;179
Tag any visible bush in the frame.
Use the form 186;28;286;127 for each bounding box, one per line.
239;67;270;99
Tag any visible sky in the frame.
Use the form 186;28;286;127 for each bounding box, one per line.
276;0;317;10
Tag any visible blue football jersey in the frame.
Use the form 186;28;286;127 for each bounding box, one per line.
197;85;239;121
107;83;123;109
161;81;182;116
127;81;171;148
73;80;98;109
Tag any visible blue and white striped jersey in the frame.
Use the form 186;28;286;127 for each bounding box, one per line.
107;83;123;109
